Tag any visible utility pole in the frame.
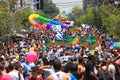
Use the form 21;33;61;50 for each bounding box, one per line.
20;0;23;7
11;1;40;36
83;0;87;14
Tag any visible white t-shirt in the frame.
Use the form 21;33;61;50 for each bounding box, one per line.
52;71;64;80
19;41;25;48
108;64;116;80
48;50;54;60
8;71;24;80
43;68;55;80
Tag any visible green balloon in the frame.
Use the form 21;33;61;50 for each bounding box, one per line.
38;16;51;22
24;49;29;53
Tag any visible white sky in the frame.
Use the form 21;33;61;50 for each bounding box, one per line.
52;0;83;13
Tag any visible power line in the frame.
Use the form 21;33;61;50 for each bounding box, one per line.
58;4;83;8
57;4;83;7
56;2;83;6
54;1;83;4
53;1;83;8
56;3;83;7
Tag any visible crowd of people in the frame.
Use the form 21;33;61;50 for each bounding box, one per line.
0;25;120;80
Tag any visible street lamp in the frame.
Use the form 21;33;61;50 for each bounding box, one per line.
11;5;30;36
11;1;40;36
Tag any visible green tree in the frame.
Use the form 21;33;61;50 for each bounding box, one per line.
101;5;120;38
14;8;31;32
14;8;46;33
93;7;102;27
0;2;11;41
69;4;120;38
68;6;82;21
74;6;94;26
42;0;59;18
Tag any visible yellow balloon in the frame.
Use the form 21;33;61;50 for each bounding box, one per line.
30;47;34;51
28;14;39;19
16;55;19;59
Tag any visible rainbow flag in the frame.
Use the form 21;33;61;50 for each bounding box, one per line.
90;50;95;55
54;40;64;46
69;26;77;32
64;38;72;46
86;36;91;41
88;41;99;49
45;40;52;47
63;35;71;39
72;37;80;45
79;36;86;41
90;36;98;41
80;41;89;47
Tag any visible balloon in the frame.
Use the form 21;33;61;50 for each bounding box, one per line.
29;14;39;19
38;16;51;22
16;55;19;59
24;49;29;53
30;47;34;51
26;51;37;63
63;24;69;29
50;20;61;25
46;23;52;30
29;19;37;25
34;23;47;30
28;14;69;30
53;11;68;23
70;21;74;26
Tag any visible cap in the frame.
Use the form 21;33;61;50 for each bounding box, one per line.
62;56;68;62
83;55;88;58
12;59;19;63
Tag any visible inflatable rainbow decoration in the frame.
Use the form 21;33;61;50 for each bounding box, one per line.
28;14;69;30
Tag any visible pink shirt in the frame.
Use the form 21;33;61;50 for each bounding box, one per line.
0;74;12;80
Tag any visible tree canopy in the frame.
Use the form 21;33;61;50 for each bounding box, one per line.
42;0;59;18
0;0;59;41
69;4;120;39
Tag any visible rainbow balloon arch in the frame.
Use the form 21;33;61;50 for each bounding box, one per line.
28;14;70;30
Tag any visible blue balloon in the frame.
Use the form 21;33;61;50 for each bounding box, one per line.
50;20;69;29
63;24;69;29
50;20;61;25
46;23;52;30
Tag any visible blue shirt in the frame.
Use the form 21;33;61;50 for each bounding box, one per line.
21;62;35;75
69;73;77;80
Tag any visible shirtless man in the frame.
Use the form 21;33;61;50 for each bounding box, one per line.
46;60;71;80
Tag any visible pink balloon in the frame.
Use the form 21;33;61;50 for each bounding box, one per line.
26;51;37;63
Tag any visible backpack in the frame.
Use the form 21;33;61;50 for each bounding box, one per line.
99;67;111;80
18;72;21;80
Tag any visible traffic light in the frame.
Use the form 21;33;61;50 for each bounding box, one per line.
36;0;44;10
36;0;40;10
40;0;44;9
10;5;15;13
20;0;23;7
